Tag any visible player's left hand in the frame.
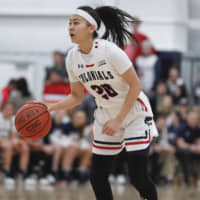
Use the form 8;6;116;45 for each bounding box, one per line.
102;118;122;136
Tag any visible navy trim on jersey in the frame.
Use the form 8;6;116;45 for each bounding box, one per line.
124;130;148;141
94;140;123;145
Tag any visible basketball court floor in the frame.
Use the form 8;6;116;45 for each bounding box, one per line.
0;183;200;200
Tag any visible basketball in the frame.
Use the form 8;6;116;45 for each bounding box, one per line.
15;102;52;140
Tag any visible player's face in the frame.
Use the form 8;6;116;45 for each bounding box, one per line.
69;15;94;44
187;112;199;128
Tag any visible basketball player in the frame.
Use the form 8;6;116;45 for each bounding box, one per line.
48;6;158;200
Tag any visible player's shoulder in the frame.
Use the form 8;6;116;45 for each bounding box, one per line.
97;39;118;49
65;45;78;61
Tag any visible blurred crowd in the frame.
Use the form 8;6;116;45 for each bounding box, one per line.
0;20;200;188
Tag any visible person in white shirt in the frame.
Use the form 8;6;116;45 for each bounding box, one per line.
136;40;161;96
45;6;158;200
0;103;30;185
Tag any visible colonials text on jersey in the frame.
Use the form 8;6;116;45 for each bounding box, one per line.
78;70;114;83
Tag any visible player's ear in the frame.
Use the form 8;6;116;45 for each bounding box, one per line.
88;24;96;34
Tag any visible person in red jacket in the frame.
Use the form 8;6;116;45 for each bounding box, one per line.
43;71;71;104
124;19;156;65
0;79;16;110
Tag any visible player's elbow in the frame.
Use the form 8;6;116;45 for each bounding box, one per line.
77;95;84;104
72;92;84;105
131;80;142;94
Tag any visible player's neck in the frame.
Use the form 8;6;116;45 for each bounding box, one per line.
78;39;94;54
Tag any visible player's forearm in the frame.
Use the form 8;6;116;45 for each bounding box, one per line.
48;94;83;112
116;83;141;123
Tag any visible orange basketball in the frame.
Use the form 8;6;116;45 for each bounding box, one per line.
15;102;52;140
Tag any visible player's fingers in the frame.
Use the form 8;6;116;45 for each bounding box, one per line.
104;127;114;136
102;122;109;133
102;126;108;134
109;130;116;136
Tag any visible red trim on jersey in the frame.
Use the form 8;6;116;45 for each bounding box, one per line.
86;64;95;68
93;144;123;150
137;97;148;112
125;129;151;146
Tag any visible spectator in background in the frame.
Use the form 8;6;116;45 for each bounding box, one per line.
8;78;34;113
167;66;187;104
45;51;68;83
43;71;71;104
152;81;169;116
0;103;30;185
124;19;156;65
149;114;167;184
157;95;173;117
157;111;182;184
61;110;92;184
136;40;161;98
176;110;200;185
0;79;16;110
176;98;190;120
78;93;96;125
43;110;76;184
0;103;16;185
192;72;200;105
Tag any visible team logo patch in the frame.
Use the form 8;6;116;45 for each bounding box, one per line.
97;59;106;67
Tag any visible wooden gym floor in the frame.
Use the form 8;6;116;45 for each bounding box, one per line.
0;183;200;200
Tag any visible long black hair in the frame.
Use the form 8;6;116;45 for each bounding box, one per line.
16;78;31;97
77;6;139;49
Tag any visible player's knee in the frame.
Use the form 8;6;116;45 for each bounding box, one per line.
21;143;29;153
69;141;80;150
2;141;13;150
130;174;147;190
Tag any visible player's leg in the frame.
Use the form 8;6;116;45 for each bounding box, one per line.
51;144;63;176
124;95;158;200
127;149;157;200
90;153;115;200
0;139;13;178
17;140;30;180
78;146;92;183
91;121;124;200
91;107;125;199
61;141;80;182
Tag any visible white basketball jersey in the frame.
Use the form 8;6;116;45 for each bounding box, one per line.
66;39;148;109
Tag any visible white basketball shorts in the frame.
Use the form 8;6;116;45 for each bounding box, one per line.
92;93;158;155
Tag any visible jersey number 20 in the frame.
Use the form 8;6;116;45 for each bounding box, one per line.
91;84;118;100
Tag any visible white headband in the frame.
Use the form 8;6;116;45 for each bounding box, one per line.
72;9;98;30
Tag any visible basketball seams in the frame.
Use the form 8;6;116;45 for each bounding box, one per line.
17;110;48;132
15;105;47;129
15;103;52;140
15;104;46;118
24;113;51;139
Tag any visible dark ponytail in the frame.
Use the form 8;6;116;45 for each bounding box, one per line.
78;6;139;49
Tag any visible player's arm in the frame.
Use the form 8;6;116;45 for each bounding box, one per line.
116;67;141;122
48;81;84;112
103;67;141;135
